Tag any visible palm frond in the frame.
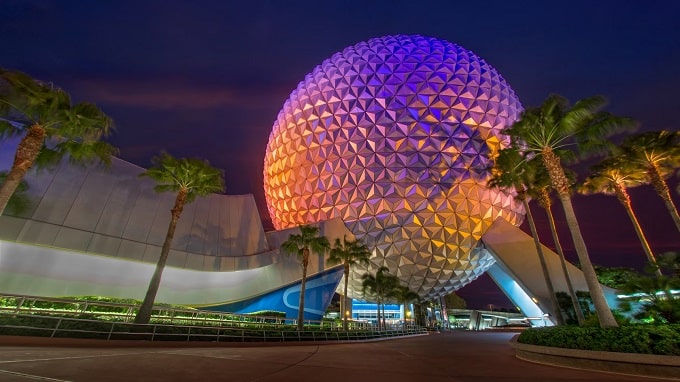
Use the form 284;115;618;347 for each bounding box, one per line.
61;140;118;167
621;130;680;178
559;95;606;132
0;171;32;215
0;119;23;138
1;69;117;169
580;155;647;196
141;152;225;202
575;113;637;159
328;236;371;267
280;224;330;260
507;94;634;169
33;146;62;170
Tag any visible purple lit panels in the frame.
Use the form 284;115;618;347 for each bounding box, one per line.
263;35;525;300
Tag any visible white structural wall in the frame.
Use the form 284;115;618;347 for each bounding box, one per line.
0;152;353;304
482;218;619;324
0;156;275;270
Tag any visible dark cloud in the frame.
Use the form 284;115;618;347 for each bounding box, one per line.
72;77;255;110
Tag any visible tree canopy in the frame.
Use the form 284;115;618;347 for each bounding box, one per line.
0;68;117;215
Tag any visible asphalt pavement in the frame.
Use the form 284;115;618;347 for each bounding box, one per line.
0;331;671;381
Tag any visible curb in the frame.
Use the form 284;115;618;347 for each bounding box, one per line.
510;335;680;380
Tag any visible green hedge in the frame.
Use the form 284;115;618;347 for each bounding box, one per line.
0;296;187;311
517;325;680;355
0;296;284;323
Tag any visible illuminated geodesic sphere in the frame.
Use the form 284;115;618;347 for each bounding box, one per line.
264;35;525;300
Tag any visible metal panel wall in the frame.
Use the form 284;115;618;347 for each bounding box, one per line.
0;155;273;269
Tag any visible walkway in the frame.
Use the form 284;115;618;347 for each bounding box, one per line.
0;331;670;381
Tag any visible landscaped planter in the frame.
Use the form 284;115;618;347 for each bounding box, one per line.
511;335;680;380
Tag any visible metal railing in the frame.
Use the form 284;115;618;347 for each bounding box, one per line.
0;313;426;343
0;294;427;343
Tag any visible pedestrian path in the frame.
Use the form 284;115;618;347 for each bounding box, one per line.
0;331;669;381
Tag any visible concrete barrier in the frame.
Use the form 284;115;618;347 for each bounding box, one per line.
510;335;680;380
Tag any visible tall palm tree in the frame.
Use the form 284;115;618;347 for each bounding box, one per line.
361;266;399;330
505;94;635;328
621;130;680;232
0;68;117;215
388;285;420;327
281;224;330;331
489;147;564;325
328;236;371;331
528;162;585;325
581;156;662;277
134;152;225;324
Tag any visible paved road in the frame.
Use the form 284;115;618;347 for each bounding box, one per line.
0;332;669;381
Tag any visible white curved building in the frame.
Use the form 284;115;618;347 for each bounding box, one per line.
0;149;349;321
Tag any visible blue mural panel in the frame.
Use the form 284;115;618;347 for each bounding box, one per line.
199;266;343;321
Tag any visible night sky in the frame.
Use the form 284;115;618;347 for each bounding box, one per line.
2;0;679;309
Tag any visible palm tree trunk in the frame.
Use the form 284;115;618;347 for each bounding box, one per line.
0;124;44;215
297;250;309;331
414;303;422;326
542;148;618;328
342;263;350;331
520;194;564;325
402;304;408;329
135;190;186;324
540;191;585;325
649;164;680;232
439;296;448;329
614;185;662;277
375;300;380;330
382;302;386;328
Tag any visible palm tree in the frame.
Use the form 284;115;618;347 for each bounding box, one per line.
0;68;117;215
328;236;371;331
528;161;585;325
620;253;680;324
505;94;635;328
623;275;680;324
443;292;467;309
581;156;662;277
361;266;399;330
281;224;330;330
134;152;225;324
388;285;420;327
489;147;564;325
621;130;680;232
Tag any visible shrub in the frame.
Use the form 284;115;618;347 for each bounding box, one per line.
517;324;680;355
